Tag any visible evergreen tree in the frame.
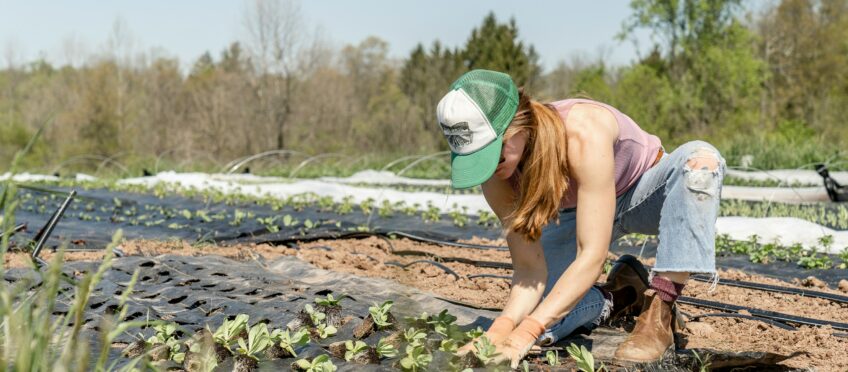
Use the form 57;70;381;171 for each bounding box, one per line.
463;12;541;88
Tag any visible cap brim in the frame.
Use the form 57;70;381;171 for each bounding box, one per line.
450;135;503;189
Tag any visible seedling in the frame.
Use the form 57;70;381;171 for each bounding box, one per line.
281;214;298;227
196;209;213;222
448;205;469;227
236;323;272;360
294;354;337;372
545;350;561;366
315;293;346;308
271;328;310;357
368;300;394;329
464;326;484;341
472;336;499;365
426;309;458;337
476;210;498;227
838;247;848;269
304;304;326;326
213;314;249;351
421;202;441;223
344;340;369;361
316;323;337;339
566;343;604;372
378;200;394;218
146;323;184;362
438;338;459;353
360;197;375;215
399;344;432;372
257;216;280;233
402;327;426;347
230;210;247;226
336;196;354;215
375;337;399;359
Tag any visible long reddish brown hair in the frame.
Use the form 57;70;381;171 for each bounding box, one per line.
505;89;569;241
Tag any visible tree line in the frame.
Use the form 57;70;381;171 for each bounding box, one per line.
1;0;846;175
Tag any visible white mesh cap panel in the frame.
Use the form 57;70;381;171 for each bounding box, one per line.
436;89;497;155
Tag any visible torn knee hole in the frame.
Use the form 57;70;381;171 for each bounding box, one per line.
684;148;721;200
685;148;720;172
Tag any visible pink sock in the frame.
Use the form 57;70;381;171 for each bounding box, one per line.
650;276;685;302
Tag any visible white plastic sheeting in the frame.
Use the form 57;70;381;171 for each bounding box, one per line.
119;172;847;253
726;168;848;185
3;171;845;253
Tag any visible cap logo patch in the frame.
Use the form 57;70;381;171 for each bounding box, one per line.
440;121;473;149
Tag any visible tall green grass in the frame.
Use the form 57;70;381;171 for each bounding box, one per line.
0;132;151;371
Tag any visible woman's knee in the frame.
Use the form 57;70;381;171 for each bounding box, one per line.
673;141;726;200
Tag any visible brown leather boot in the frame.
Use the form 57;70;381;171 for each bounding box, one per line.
600;255;650;321
614;289;675;363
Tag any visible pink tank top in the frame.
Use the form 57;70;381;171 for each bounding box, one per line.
510;98;662;209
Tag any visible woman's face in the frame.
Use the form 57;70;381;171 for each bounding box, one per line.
493;131;527;180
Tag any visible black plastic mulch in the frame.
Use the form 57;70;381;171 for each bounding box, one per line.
3;254;804;371
8;185;846;288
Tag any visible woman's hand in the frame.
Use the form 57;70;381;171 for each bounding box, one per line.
456;316;514;355
490;317;546;368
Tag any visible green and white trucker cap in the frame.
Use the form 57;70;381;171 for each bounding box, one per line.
437;69;519;189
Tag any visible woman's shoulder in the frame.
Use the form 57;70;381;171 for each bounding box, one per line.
556;101;620;142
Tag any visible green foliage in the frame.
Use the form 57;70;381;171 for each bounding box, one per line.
426;309;458;338
838;247;848;270
566;343;602;372
294;354;338;372
213;314;249;350
316;324;337;339
236;323;272;360
462;12;541;87
344;340;369;361
545;350;561;366
402;327;427;347
271;328;310;357
368;300;394;329
314;293;346;307
399;344;432;372
376;337;399;359
472;336;500;365
147;322;185;362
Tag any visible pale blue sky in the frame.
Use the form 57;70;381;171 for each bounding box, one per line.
0;0;654;71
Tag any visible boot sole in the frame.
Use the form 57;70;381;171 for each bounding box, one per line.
613;344;675;365
608;254;650;288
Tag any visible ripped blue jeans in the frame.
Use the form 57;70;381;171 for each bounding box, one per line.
538;140;726;345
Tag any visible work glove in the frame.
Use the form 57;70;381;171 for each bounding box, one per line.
456;316;514;355
491;316;546;368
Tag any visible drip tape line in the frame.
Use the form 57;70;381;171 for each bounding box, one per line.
684;312;797;331
384;260;460;280
677;296;848;331
467;274;511;280
433;295;503;312
391;250;512;269
382;231;508;251
691;274;848;305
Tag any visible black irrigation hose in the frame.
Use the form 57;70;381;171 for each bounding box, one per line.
384;259;461;280
268;231;848;332
692;274;848;305
383;231;508;251
434;295;503;312
677;296;848;331
391;250;513;270
683;312;797;331
467;274;511;280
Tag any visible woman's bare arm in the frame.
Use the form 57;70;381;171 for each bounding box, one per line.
527;103;619;326
481;176;547;325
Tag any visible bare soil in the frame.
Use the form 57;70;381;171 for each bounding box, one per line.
7;236;847;370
